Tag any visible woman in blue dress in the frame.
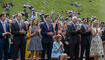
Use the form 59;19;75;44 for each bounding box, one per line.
28;18;43;60
51;34;68;60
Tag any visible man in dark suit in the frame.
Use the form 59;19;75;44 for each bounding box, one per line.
0;13;11;60
80;18;92;60
66;16;81;60
11;13;27;60
40;14;54;60
61;30;70;56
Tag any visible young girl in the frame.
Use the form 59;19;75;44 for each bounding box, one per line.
51;34;68;60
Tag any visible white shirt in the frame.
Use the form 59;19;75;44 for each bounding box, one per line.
0;20;7;36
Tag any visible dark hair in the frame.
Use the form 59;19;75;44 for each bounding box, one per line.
0;13;5;18
44;14;49;18
101;22;105;24
55;23;61;35
83;18;87;21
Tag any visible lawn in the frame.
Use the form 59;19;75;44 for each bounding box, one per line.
0;0;105;21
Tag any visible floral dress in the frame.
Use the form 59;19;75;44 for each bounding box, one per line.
90;28;104;56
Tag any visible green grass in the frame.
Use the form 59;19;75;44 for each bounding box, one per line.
0;0;105;21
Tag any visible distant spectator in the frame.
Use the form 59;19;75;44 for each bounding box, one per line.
70;2;73;6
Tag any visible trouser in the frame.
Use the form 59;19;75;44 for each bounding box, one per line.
0;43;8;60
69;42;79;60
41;42;53;60
12;40;26;60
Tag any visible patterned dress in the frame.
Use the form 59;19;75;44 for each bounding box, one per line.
28;27;43;51
90;28;104;56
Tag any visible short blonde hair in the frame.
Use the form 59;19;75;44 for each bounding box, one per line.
56;34;62;41
92;20;99;27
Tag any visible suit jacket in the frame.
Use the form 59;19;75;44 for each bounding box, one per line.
40;22;54;43
101;28;105;41
0;21;9;45
80;24;92;45
11;21;27;44
66;23;81;44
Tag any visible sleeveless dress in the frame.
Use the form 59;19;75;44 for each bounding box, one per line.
27;27;43;51
90;28;104;56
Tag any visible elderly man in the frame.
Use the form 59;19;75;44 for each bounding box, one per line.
66;16;81;60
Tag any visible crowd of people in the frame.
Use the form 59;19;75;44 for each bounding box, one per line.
0;8;105;60
1;2;13;17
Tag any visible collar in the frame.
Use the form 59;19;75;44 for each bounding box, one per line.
72;22;76;25
16;20;21;23
0;20;6;24
45;21;49;24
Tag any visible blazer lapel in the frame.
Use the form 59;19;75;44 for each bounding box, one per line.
15;21;20;31
0;21;4;32
72;24;76;30
44;22;49;31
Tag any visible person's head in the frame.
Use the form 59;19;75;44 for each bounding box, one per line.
0;13;6;22
82;18;87;24
100;22;105;27
63;22;67;28
92;20;99;28
62;30;66;35
55;23;61;32
56;34;62;42
16;13;22;21
58;23;61;30
44;14;51;22
32;18;38;27
72;16;77;24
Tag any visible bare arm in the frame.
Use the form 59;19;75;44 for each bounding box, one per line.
92;29;98;37
29;26;36;37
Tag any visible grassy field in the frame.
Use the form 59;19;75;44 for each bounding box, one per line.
0;0;105;21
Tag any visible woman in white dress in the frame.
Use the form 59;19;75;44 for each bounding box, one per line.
90;20;104;60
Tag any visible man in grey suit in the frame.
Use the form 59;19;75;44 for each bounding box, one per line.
66;16;81;60
11;13;27;60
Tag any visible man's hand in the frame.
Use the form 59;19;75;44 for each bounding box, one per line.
4;32;11;36
48;32;53;36
76;26;81;31
9;41;13;45
65;41;69;45
9;39;13;45
20;29;25;34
